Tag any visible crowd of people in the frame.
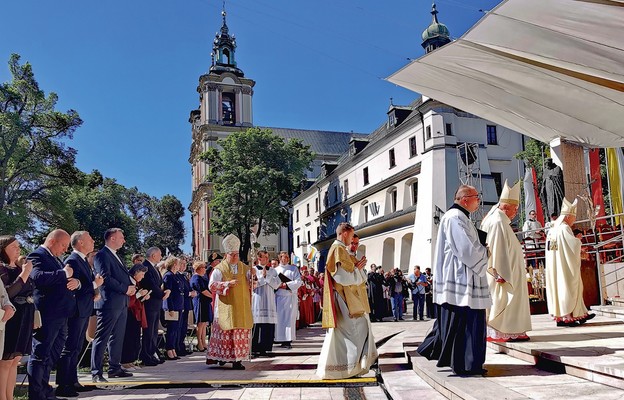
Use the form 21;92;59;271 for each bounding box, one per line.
2;182;591;395
0;228;219;400
366;264;433;323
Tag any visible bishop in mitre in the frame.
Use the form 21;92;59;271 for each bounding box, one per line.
545;198;595;327
317;222;378;379
205;234;253;369
481;180;532;342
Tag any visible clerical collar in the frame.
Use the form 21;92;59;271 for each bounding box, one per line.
449;203;470;218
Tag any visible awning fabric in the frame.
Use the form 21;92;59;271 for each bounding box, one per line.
387;0;624;147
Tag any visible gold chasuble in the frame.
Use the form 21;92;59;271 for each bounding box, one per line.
214;260;253;330
322;240;369;328
317;239;377;379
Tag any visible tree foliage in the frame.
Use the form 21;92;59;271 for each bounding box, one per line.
201;127;315;261
61;171;185;258
0;54;82;234
0;54;186;256
143;194;186;255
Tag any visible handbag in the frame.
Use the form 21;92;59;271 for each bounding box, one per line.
164;310;179;321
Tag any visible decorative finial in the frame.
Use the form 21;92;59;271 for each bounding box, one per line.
431;3;439;23
389;97;394;106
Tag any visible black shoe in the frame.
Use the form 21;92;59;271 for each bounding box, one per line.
142;360;159;366
92;375;108;383
73;383;93;392
232;361;245;370
157;357;166;364
579;313;596;324
55;386;79;397
218;361;226;366
165;354;179;360
108;370;133;378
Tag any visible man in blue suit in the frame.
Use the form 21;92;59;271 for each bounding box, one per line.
139;246;169;366
56;231;104;397
91;228;136;382
28;229;79;400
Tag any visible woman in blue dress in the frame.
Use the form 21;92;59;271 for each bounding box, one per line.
190;261;212;352
162;257;184;360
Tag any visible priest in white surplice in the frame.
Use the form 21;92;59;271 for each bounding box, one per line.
481;180;532;342
251;250;281;356
274;251;302;349
545;198;595;327
317;222;377;379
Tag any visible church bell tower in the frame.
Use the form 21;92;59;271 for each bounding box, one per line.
189;6;256;259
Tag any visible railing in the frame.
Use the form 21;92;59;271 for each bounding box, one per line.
519;213;624;305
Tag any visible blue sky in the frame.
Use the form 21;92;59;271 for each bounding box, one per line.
0;0;500;252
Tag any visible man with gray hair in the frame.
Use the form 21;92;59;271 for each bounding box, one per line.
139;246;168;366
27;229;76;400
417;184;491;376
56;231;104;397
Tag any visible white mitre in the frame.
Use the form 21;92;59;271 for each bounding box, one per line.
560;197;578;216
499;180;521;205
222;234;241;253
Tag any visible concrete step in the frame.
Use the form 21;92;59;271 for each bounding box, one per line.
485;316;624;390
592;305;624;319
405;345;624;400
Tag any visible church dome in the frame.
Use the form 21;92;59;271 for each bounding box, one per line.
421;3;450;41
422;20;450;42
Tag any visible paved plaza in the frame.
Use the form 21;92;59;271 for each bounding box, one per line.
14;306;624;400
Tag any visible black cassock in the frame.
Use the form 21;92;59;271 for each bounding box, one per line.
417;303;487;375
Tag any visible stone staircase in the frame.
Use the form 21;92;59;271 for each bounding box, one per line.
399;313;624;400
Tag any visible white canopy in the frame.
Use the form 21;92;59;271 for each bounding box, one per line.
388;0;624;147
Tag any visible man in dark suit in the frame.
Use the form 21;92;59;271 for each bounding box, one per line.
139;246;168;366
27;229;78;400
91;228;136;382
55;231;104;397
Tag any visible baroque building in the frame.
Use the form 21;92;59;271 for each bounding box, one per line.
189;9;365;260
291;4;526;272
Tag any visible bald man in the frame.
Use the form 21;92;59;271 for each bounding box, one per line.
28;229;78;400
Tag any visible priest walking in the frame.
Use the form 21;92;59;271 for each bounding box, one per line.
317;222;377;379
481;181;532;342
274;252;302;349
545;198;595;327
417;184;491;375
251;250;281;356
205;235;253;370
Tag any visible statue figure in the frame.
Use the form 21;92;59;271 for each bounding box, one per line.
542;158;565;217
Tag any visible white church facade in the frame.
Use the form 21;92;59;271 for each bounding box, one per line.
291;5;526;272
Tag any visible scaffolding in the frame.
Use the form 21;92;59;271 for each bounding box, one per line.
457;142;484;221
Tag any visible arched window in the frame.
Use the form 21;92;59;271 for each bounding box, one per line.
404;178;419;207
385;187;398;214
361;201;369;224
222;93;235;125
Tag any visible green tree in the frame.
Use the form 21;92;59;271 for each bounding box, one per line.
63;171;141;257
201;127;314;261
143;194;186;254
0;54;82;235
